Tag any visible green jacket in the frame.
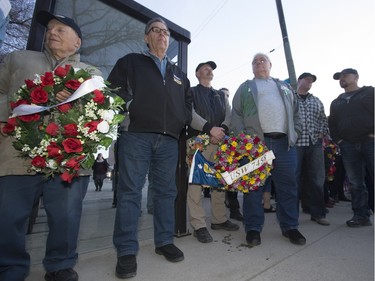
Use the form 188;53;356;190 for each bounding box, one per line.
0;48;100;176
230;78;302;147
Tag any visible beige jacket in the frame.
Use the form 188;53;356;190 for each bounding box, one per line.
0;48;101;177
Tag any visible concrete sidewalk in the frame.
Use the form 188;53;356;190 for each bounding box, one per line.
26;180;374;281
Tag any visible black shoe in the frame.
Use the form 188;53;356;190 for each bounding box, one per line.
264;206;276;213
44;268;78;281
116;255;137;279
246;230;261;247
193;227;213;243
155;244;184;262
282;229;306;245
230;212;243;221
211;220;239;231
346;217;372;227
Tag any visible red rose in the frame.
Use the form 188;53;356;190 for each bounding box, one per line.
31;156;46;168
3;121;15;134
47;142;62;157
57;103;72;113
45;122;59;136
62;138;83;153
253;136;260;144
84;120;100;133
63;124;78;136
41;72;55;86
30;87;48;104
65;80;81;90
93;89;105;104
18;113;41;122
60;171;76;183
10;99;29;110
25;79;37;90
54;65;71;77
65;156;83;170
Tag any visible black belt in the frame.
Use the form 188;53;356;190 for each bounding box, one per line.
264;132;287;139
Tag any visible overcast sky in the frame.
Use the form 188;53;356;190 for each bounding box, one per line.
135;0;374;114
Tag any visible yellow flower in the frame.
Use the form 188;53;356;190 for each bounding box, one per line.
227;155;233;164
249;178;256;185
258;145;263;153
231;141;238;147
245;143;253;150
221;144;228;152
259;173;266;180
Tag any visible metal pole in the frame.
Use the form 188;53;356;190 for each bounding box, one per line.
275;0;297;90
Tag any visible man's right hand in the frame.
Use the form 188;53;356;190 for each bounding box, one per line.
210;126;225;142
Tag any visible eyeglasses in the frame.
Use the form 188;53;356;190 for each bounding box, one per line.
252;59;268;65
149;26;170;37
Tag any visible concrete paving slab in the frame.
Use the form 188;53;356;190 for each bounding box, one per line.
25;180;374;281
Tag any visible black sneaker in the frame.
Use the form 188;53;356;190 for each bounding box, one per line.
211;220;240;231
193;227;213;243
230;212;243;221
346;217;372;227
282;229;306;245
246;230;261;247
116;255;137;279
155;244;184;262
44;268;78;281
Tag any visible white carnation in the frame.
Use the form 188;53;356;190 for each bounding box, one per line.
97;121;110;133
101;110;115;121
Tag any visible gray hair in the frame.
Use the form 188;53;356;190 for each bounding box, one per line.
144;17;168;34
252;52;271;63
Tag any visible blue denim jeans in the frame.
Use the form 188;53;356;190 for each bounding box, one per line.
296;139;326;218
0;175;88;280
113;132;178;256
339;138;374;219
243;136;299;233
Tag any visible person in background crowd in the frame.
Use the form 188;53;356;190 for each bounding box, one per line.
0;11;100;281
329;68;374;227
92;153;110;192
295;72;330;226
231;52;306;246
187;62;239;244
107;17;192;279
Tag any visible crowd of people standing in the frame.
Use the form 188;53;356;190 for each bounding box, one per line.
0;10;373;281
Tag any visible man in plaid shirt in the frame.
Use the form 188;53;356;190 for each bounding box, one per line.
295;72;330;226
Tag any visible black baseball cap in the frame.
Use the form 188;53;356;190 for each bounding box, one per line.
36;10;82;39
196;61;217;72
333;68;358;80
298;72;317;82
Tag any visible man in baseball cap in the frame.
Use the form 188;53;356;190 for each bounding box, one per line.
333;68;358;80
195;61;216;72
37;10;82;39
298;72;317;82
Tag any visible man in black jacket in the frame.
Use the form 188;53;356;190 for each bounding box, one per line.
187;61;239;244
329;68;374;227
107;18;192;279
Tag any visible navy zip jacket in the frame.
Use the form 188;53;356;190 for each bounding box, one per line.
107;53;192;139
